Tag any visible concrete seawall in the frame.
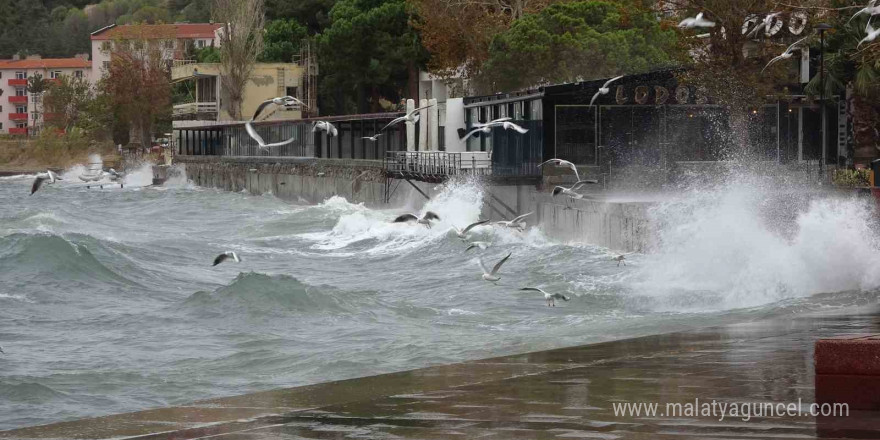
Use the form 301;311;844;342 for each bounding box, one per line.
535;194;652;252
178;155;425;207
175;156;654;252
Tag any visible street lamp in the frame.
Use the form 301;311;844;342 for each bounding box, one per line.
816;22;833;180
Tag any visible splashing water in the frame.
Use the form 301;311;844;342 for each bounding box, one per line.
1;165;879;431
630;182;880;310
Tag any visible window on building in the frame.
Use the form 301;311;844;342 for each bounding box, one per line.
103;61;110;70
74;70;83;78
15;71;25;80
101;41;111;51
16;106;25;114
286;86;298;98
164;40;173;49
31;94;40;103
16;122;27;129
197;39;206;48
0;123;3;130
49;71;61;79
15;88;26;96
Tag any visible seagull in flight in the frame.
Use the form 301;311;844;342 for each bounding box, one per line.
589;76;624;106
552;180;599;199
381;104;433;132
494;212;533;231
849;1;880;24
213;251;241;266
520;287;570;307
538;158;581;181
30;170;62;195
465;241;492;252
860;19;880;47
678;12;715;29
313;120;339;137
393;211;441;228
452;219;490;239
480;252;512;282
474;117;512;128
245;121;296;151
762;37;809;73
747;12;781;38
459;120;528;141
244;96;303;151
252;96;308;121
362;133;383;142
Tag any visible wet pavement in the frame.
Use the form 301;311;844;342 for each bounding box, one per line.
4;307;880;439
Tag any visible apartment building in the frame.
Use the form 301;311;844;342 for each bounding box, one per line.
90;23;223;83
0;56;91;135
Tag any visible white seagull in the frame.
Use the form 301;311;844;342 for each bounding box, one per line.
494;212;533;231
252;96;308;121
762;37;809;73
393;211;441;228
312;120;339;137
520;287;570;307
678;12;715;29
849;1;880;25
30;170;62;195
452;219;490;239
860;19;880;47
552;180;599;199
474;117;512;128
362;133;383;142
480;252;512;282
381;104;433;132
747;12;781;38
459;120;528;141
465;241;492;252
538;158;581;181
589;76;624;106
213;251;241;266
245;121;296;151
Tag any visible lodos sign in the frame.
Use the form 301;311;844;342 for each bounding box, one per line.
613;85;709;105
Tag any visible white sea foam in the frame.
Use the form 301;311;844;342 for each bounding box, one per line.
123;162;155;187
630;182;880;310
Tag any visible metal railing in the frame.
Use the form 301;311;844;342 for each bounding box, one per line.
384;151;492;177
173;102;219;117
172;59;197;68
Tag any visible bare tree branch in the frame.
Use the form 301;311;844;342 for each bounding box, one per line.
214;0;265;121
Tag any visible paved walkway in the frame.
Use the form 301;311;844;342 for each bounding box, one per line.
4;307;880;439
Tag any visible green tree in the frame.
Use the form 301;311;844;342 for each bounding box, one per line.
260;19;308;62
318;0;427;114
266;0;336;34
43;74;95;132
481;1;678;92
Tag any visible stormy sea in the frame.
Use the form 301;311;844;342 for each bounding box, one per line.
2;162;879;430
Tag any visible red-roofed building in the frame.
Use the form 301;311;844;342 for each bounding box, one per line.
90;23;223;83
0;55;91;135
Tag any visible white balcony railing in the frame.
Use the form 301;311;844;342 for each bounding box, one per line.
172;59;197;68
173;101;219;117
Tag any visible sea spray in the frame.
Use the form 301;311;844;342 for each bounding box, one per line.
630;182;880;310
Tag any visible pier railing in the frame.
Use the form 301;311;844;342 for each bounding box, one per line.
384;151;492;179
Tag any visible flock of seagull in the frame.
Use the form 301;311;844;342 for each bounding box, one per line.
679;3;880;73
29;167;124;195
210;207;588;306
246;95;534;153
206;155;624;307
